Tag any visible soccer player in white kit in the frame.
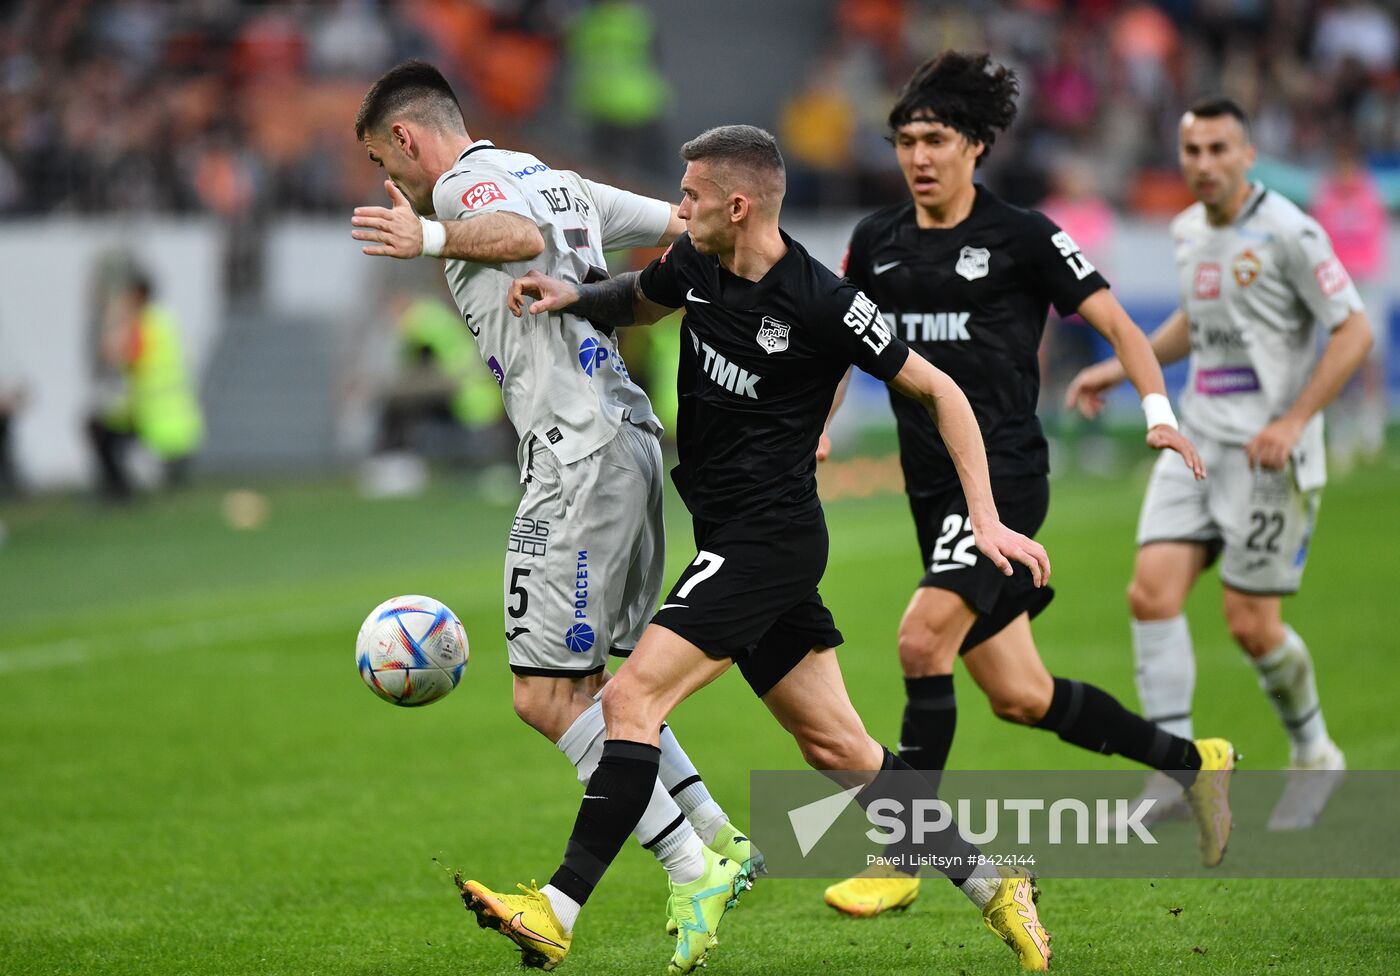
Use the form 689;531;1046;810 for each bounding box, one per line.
1067;98;1374;829
350;62;757;965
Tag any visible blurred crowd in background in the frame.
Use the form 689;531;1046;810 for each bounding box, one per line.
2;0;1399;218
0;0;1396;504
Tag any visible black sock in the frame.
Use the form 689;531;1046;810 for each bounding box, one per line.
1037;677;1203;781
858;748;980;887
548;739;660;906
900;674;957;791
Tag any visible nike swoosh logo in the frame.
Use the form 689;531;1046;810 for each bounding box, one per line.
583;794;607;800
873;260;902;275
686;288;711;304
506;626;530;641
508;911;565;950
657;603;688;612
464;313;480;337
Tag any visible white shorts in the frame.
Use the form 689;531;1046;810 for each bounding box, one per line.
504;423;665;677
1136;432;1322;596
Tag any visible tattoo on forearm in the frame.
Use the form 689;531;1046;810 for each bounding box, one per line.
573;272;642;328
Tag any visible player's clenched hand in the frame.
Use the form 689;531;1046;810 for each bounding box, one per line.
815;430;833;462
971;519;1051;587
1246;415;1304;470
1064;362;1119;419
508;270;580;317
351;180;422;258
1147;425;1206;480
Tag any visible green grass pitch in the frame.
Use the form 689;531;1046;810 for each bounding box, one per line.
2;456;1397;974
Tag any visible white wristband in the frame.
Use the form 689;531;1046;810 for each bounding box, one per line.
1142;392;1178;430
419;217;446;258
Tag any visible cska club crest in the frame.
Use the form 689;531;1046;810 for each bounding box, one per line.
1233;249;1261;288
955;245;991;281
756;316;791;354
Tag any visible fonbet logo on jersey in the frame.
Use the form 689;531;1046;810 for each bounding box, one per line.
462;181;507;210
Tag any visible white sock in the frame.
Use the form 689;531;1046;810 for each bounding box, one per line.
556;700;707;884
957;860;1003;909
1131;615;1196;740
658;722;729;845
1253;625;1330;761
541;884;581;934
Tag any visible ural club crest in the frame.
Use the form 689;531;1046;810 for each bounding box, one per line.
1233;249;1261;287
756;316;790;354
955;245;990;281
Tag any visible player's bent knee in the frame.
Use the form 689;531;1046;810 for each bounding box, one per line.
795;725;875;771
512;683;566;739
599;672;657;740
1223;608;1273;657
1127;576;1178;621
988;685;1050;726
896;622;957;677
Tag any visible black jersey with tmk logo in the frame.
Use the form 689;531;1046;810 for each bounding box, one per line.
640;231;909;521
844;187;1109;496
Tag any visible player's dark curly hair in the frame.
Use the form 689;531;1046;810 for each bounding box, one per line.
888;52;1019;167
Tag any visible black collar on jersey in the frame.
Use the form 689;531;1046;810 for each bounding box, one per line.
905;183;991;237
455;139;497;163
710;229;802;309
1234;182;1269;225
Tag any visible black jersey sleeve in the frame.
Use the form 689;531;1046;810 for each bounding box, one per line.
812;282;910;381
1018;211;1110;316
637;233;689;307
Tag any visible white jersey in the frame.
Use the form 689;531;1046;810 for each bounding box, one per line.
1172;182;1364;489
432;140;670;468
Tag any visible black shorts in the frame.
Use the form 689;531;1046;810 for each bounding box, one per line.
909;476;1054;654
651;506;844;698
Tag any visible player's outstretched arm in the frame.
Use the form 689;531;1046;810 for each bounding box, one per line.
1075;290;1205;479
351;180;544;262
1246;310;1373;469
1065;307;1191;418
508;270;676;328
888;352;1050;586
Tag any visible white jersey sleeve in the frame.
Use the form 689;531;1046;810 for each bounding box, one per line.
583;179;671;250
1275;213;1364;332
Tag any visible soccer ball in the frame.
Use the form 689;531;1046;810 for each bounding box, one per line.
356;595;468;707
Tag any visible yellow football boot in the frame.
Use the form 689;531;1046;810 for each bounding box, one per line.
981;869;1051;972
1187;737;1239;867
456;875;571;971
823;864;921;918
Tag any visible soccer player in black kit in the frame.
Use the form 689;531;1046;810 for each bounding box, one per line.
822;52;1237;920
460;125;1057;972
